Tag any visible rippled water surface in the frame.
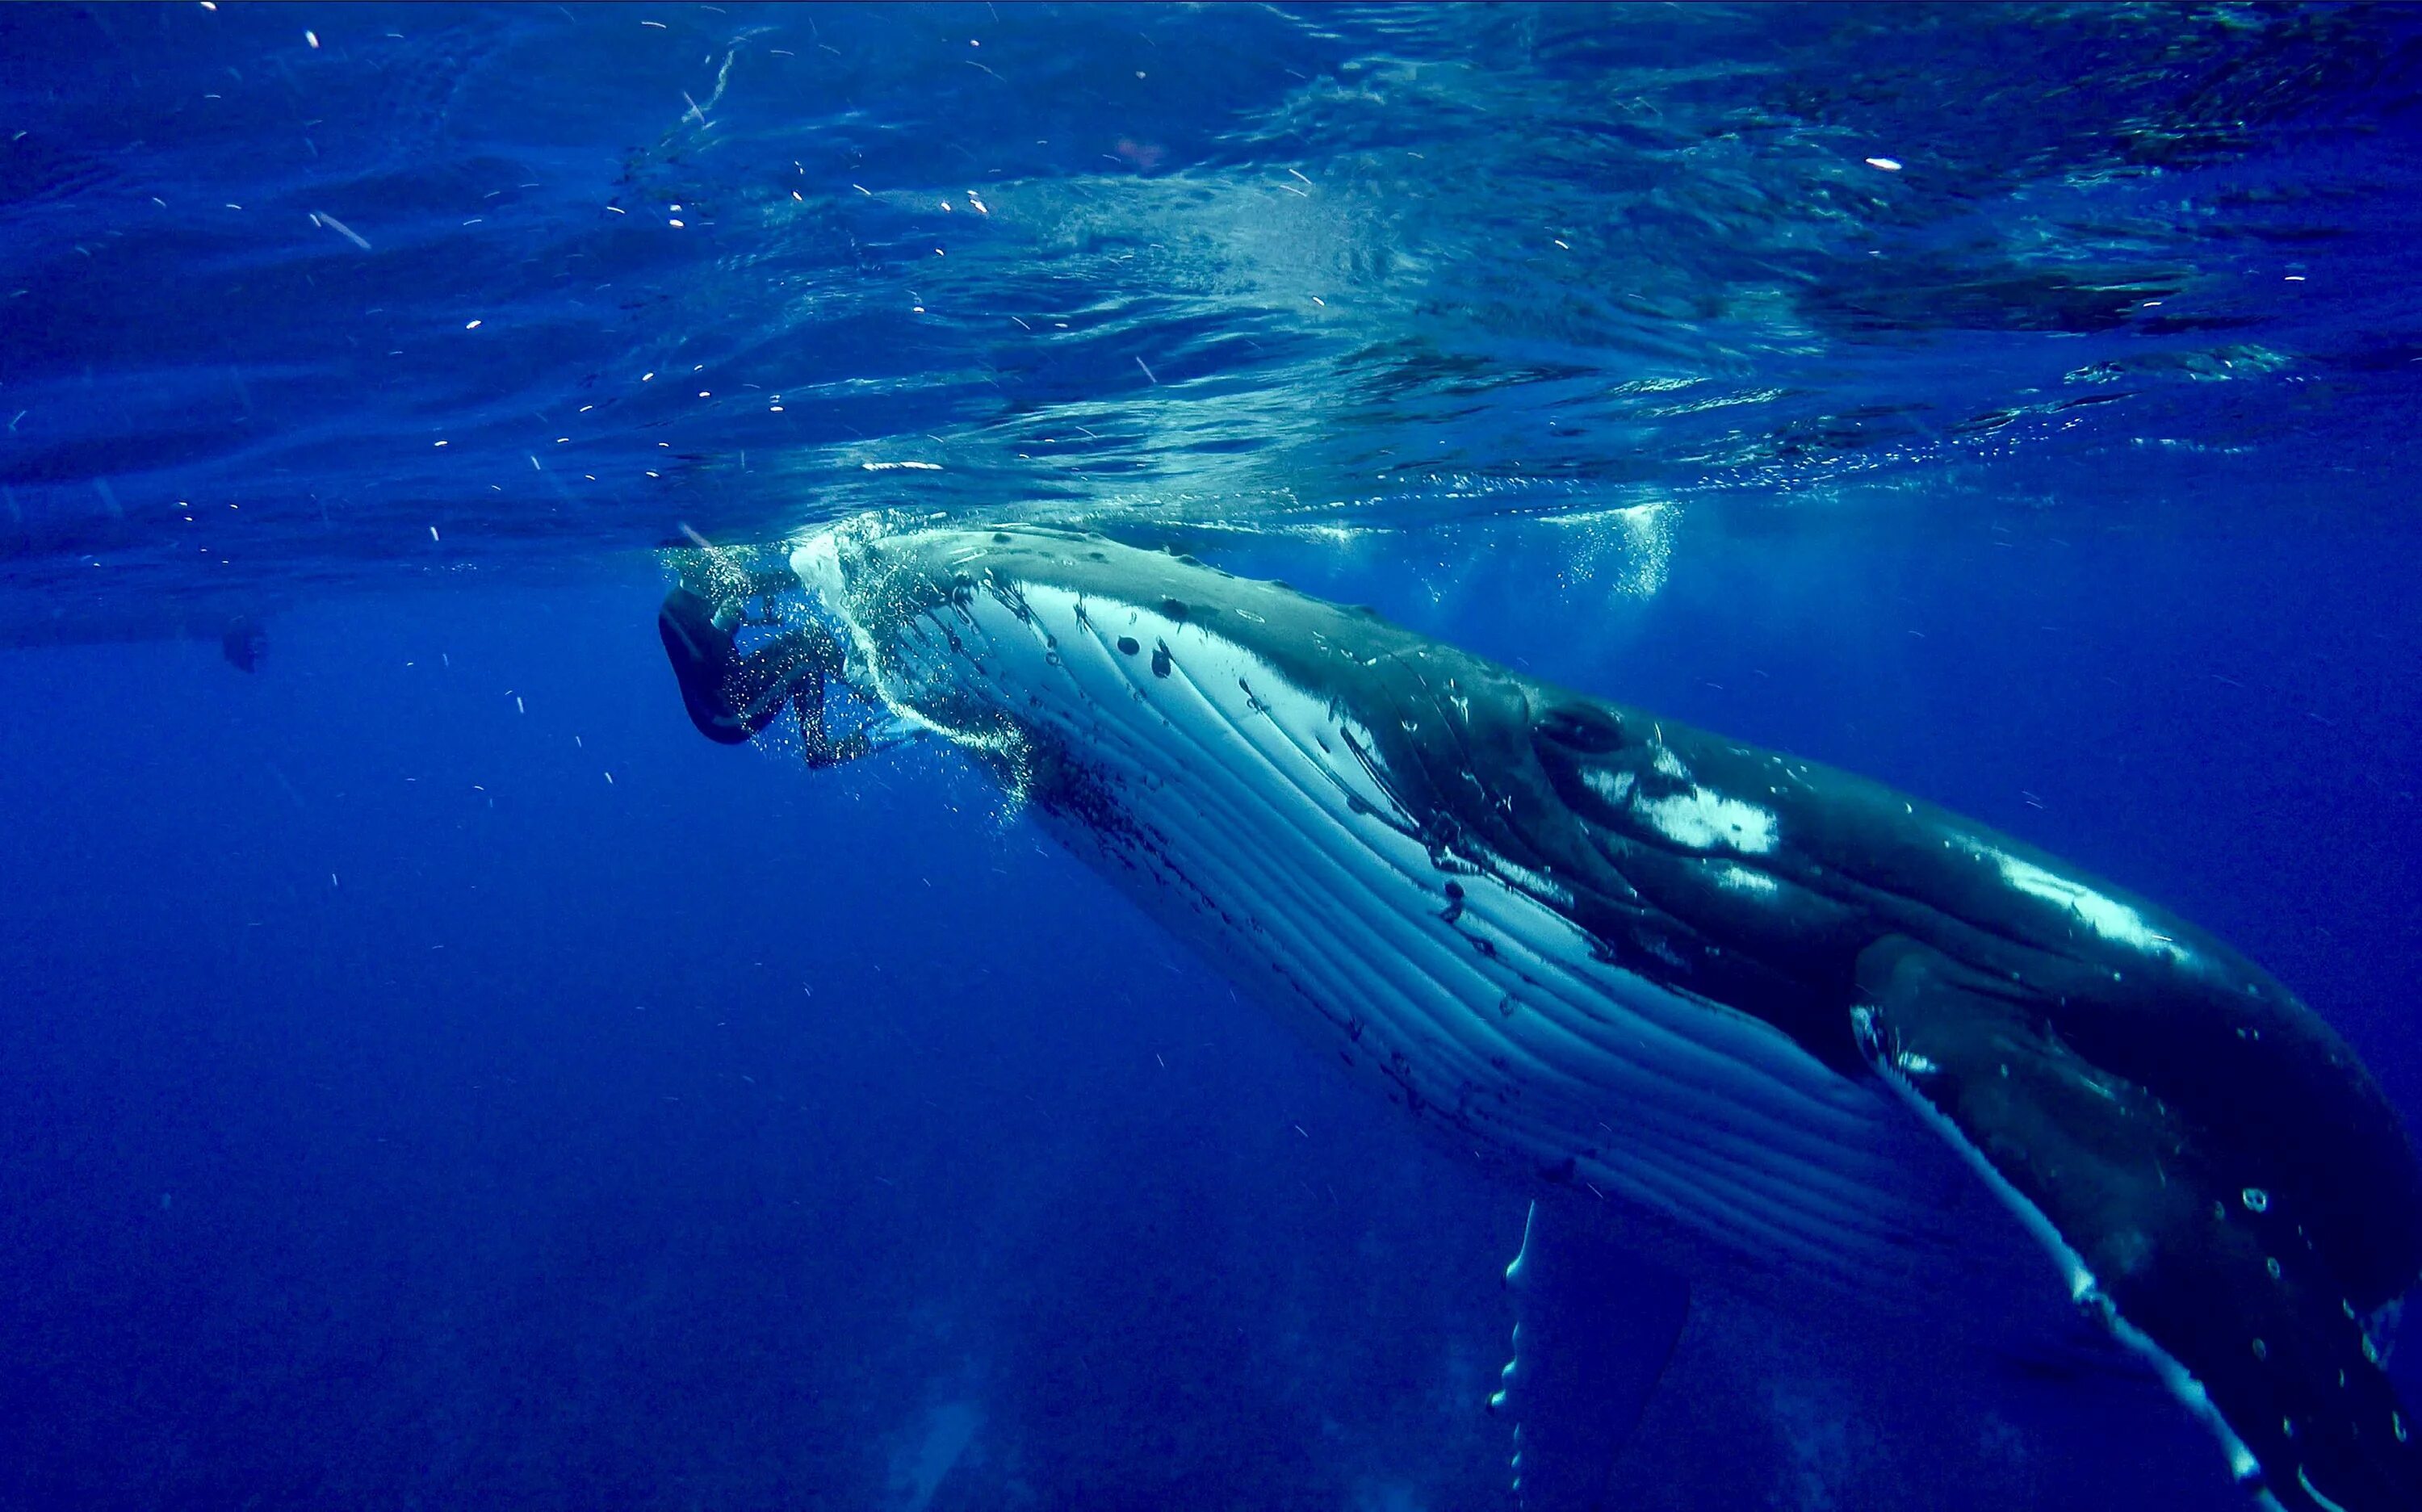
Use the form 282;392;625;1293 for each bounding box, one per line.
9;3;2420;630
6;6;2422;1510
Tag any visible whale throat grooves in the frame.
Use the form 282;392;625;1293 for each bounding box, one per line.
780;520;2422;1512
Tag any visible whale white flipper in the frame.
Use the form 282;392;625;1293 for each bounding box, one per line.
1494;1199;1691;1510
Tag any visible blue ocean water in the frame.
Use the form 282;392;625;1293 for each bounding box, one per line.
5;4;2421;1508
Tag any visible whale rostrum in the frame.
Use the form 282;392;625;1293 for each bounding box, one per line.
665;517;2422;1511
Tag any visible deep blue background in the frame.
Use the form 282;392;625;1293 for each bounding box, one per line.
7;510;2416;1508
6;5;2422;1509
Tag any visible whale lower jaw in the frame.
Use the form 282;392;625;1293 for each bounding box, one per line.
817;537;2008;1291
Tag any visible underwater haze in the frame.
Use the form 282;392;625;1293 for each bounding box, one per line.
5;4;2422;1509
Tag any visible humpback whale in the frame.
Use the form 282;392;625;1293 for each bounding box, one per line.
660;517;2422;1511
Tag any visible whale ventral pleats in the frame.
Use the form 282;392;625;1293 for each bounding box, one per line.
723;519;2422;1511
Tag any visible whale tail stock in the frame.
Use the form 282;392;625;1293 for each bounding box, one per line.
1854;935;2422;1512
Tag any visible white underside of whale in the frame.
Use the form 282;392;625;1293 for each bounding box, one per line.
801;538;2033;1293
779;526;2358;1506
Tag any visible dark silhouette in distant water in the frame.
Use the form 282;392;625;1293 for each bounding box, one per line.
220;615;266;672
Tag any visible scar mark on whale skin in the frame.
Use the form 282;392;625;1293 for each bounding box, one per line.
1633;786;1778;855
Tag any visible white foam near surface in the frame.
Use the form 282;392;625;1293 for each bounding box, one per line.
789;529;844;601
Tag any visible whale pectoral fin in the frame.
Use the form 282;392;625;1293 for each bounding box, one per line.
1493;1200;1692;1510
1854;936;2422;1512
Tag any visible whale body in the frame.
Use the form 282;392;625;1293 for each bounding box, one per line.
702;517;2421;1510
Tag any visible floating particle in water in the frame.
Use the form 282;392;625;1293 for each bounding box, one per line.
310;210;371;249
